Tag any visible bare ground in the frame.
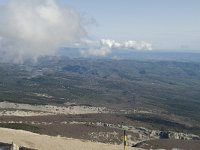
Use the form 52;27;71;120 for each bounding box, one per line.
0;102;199;150
0;128;140;150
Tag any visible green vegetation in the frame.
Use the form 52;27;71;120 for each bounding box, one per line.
0;57;200;123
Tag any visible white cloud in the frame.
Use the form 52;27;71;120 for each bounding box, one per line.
101;39;152;50
81;39;152;57
0;0;85;63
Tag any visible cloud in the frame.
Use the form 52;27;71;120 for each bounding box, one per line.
81;39;152;57
0;0;85;63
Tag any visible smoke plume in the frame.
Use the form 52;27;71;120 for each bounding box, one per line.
0;0;85;63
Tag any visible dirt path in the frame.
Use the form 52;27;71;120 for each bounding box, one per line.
0;128;140;150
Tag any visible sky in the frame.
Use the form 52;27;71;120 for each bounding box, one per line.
0;0;199;63
57;0;200;51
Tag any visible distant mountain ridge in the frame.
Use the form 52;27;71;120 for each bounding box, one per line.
58;48;200;62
